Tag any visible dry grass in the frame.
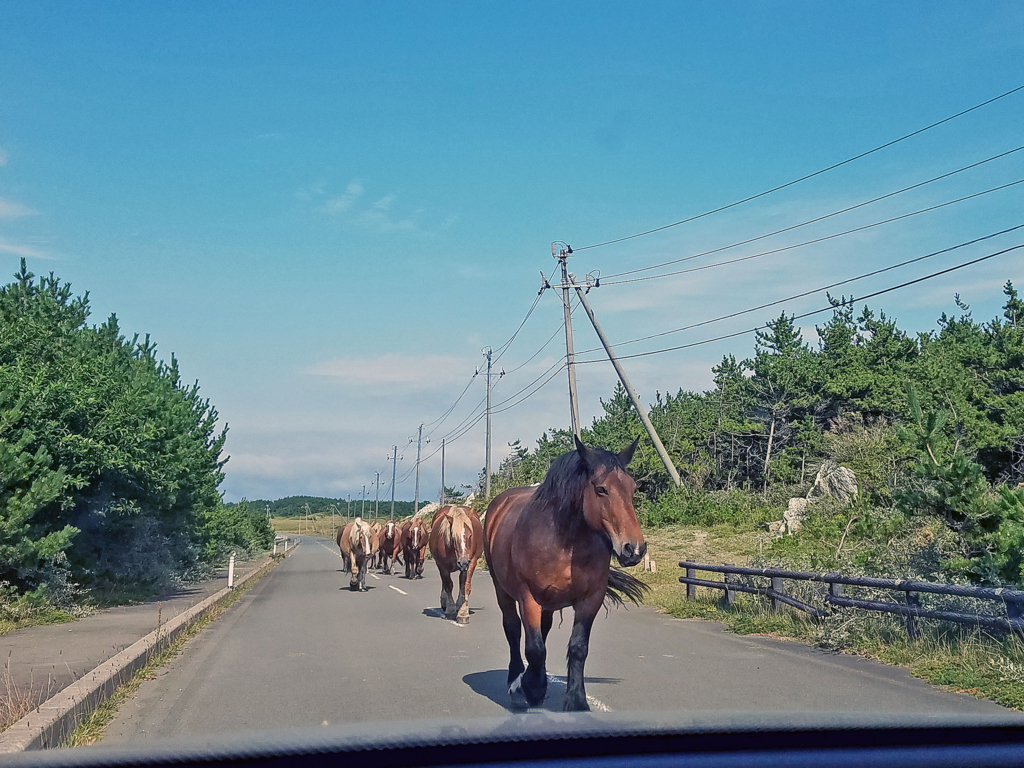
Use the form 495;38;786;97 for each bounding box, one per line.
1;657;60;733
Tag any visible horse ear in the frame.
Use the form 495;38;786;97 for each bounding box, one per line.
619;437;640;466
574;434;596;469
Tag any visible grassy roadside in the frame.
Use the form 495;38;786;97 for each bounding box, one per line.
631;524;1024;712
59;554;285;747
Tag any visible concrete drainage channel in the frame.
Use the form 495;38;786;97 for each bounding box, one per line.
0;541;298;753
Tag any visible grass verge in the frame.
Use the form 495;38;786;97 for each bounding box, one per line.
59;554;284;747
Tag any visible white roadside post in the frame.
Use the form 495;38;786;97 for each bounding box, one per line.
228;552;236;589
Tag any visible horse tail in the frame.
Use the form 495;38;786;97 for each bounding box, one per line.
605;567;651;608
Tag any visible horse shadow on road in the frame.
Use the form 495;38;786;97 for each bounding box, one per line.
421;607;483;620
463;670;621;712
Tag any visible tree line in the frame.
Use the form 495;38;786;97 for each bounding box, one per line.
492;282;1024;587
0;261;272;605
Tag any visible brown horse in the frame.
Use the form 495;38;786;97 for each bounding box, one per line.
401;517;428;579
428;505;483;623
338;517;374;591
484;436;649;711
377;520;400;574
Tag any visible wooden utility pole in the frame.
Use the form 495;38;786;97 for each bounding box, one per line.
361;485;366;517
572;275;682;487
375;471;381;518
483;347;493;498
414;423;427;515
553;242;581;438
390;445;398;518
439;438;446;505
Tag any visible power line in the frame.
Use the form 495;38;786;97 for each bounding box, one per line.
574;84;1024;252
573;225;1024;356
599;178;1024;286
574;242;1024;364
600;146;1024;281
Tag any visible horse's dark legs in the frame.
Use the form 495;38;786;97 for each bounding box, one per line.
518;597;548;708
405;549;413;579
564;597;600;711
439;567;455;617
491;580;525;696
415;550;425;578
541;609;553;642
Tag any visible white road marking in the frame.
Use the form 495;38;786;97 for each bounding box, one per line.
389;585;408;595
371;574;380;580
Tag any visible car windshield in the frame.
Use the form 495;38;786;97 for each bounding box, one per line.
0;2;1023;761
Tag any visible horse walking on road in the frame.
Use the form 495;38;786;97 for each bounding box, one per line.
484;436;649;711
377;520;400;574
338;517;374;591
402;517;428;579
428;505;483;623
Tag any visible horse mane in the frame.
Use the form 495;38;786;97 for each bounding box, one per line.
532;446;628;540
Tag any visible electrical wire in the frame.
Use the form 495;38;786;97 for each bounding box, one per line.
574;242;1024;364
573;84;1024;252
572;224;1024;356
600;146;1024;281
600;179;1024;286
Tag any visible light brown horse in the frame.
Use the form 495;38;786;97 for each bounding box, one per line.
484;436;649;711
428;505;483;623
338;517;374;591
376;520;400;574
401;517;428;579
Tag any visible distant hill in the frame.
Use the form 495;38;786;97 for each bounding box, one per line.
232;495;422;519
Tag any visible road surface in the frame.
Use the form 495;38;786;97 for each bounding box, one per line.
100;535;1011;745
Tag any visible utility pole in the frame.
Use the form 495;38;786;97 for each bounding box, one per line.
571;272;682;487
553;242;581;437
361;485;366;517
375;472;381;518
483;347;493;498
390;445;398;519
413;424;428;515
439;438;446;505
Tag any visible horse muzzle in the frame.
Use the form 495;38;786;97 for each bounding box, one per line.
615;540;646;568
456;558;472;573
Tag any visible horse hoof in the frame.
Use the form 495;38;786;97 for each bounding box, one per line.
456;616;469;625
508;675;529;710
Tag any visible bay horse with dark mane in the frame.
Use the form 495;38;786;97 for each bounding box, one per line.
428;505;483;623
401;517;428;579
484;436;649;711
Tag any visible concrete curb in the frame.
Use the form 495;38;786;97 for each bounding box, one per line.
0;543;298;753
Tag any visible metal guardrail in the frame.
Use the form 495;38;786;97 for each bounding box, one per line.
679;560;1024;636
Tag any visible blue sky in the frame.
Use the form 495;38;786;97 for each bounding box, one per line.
1;2;1021;503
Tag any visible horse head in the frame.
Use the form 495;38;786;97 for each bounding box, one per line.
449;507;474;572
575;435;646;567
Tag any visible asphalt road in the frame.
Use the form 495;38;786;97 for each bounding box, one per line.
100;536;1012;745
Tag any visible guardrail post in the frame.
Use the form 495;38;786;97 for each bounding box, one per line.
686;566;696;600
905;591;920;639
771;577;784;611
723;563;736;607
1006;598;1022;631
829;580;843;599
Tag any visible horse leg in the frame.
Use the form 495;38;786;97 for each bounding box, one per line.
564;594;602;711
416;550;425;578
455;559;476;624
349;553;359;590
518;596;548;707
541;609;553;642
491;579;525;699
439;567;455;617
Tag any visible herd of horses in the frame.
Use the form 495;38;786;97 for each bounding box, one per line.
333;436;650;711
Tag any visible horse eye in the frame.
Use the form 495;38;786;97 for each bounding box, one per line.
595;485;609;496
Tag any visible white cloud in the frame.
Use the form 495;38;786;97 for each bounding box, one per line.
0;198;39;218
321;181;364;213
306;353;473;389
0;238;51;259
